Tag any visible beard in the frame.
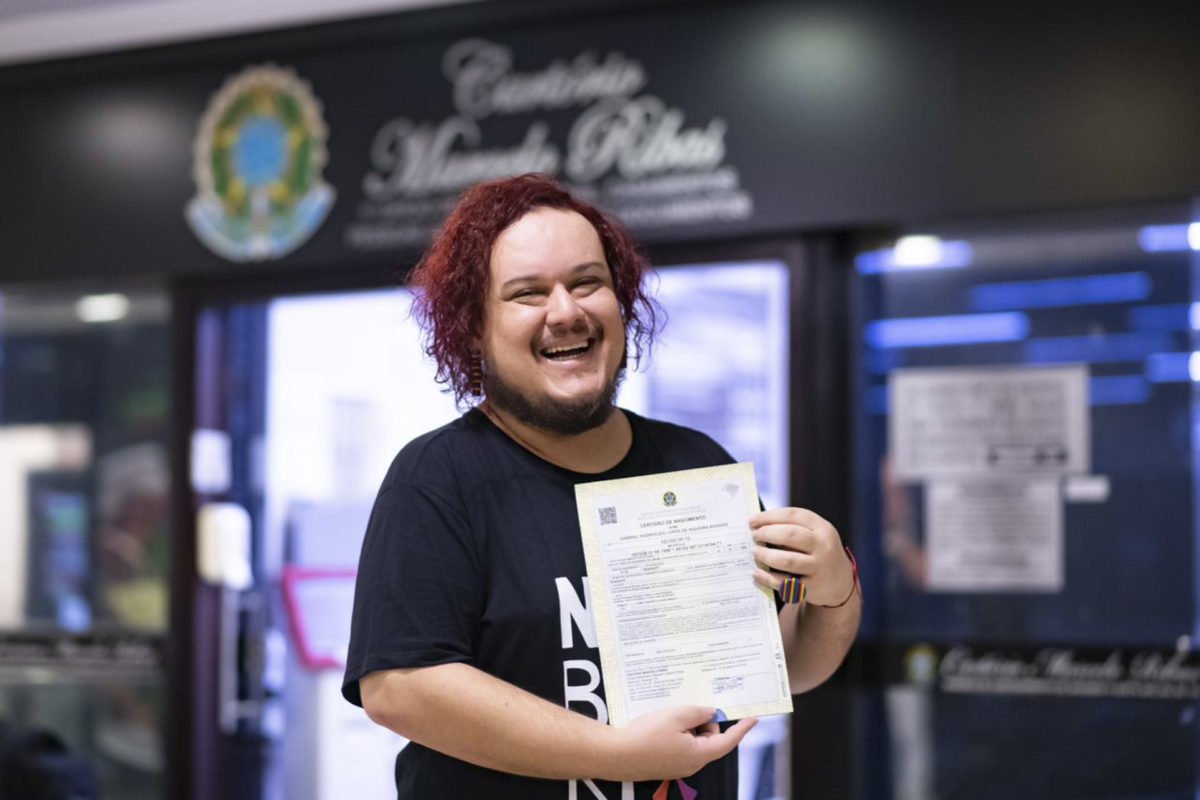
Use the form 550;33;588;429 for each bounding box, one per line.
483;363;624;436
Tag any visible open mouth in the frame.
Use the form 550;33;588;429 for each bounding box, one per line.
540;339;594;361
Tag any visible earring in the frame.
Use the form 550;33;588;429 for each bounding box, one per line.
468;351;483;397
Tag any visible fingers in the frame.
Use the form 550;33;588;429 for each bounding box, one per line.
750;507;829;530
749;507;848;604
750;515;840;554
623;708;759;780
725;717;758;744
696;717;758;759
754;543;816;575
754;567;782;591
661;706;756;742
750;509;843;563
748;566;796;592
752;522;818;553
672;705;721;729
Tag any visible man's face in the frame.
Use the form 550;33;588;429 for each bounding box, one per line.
476;206;626;435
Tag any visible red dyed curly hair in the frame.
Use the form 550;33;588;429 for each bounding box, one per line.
409;173;661;405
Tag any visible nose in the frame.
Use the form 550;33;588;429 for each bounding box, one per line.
545;284;586;330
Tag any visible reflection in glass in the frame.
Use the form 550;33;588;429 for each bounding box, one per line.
0;666;164;798
0;281;170;799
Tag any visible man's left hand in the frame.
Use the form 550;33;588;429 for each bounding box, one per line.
750;508;853;607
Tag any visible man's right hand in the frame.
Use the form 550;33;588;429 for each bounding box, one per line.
608;706;757;782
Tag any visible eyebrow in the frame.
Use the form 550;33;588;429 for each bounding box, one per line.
498;261;607;293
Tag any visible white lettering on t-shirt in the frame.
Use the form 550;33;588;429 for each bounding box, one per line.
569;778;635;800
556;576;633;800
563;659;606;724
555;576;598;649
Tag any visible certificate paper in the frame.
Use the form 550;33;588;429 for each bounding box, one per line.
575;463;793;727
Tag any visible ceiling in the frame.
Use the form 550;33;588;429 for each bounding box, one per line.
0;0;469;66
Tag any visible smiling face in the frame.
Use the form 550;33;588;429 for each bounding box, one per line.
476;206;627;435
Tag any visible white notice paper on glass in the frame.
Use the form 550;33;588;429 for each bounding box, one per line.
926;478;1063;592
575;463;793;727
889;365;1090;480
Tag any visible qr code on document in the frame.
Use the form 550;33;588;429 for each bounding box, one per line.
599;506;617;525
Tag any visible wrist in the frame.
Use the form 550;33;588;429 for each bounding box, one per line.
811;546;860;609
585;719;631;781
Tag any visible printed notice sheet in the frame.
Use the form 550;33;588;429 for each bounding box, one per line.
575;463;792;727
889;365;1089;480
926;478;1063;592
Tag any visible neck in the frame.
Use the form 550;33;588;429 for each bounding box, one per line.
480;401;632;474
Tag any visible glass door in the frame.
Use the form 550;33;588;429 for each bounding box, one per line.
850;207;1200;798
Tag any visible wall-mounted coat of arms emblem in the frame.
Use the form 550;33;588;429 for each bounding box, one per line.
186;64;335;261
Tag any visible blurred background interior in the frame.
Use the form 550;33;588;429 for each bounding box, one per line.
1;0;1198;797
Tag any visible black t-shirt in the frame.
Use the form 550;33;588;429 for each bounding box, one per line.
343;408;739;799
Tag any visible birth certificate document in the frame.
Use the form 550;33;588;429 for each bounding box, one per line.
575;463;793;727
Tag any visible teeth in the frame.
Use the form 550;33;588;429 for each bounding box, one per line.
543;342;589;355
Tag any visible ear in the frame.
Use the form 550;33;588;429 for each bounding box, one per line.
469;308;488;351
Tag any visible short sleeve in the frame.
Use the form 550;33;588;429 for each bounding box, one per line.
341;480;482;707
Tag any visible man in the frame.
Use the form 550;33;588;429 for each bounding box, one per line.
343;173;860;799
